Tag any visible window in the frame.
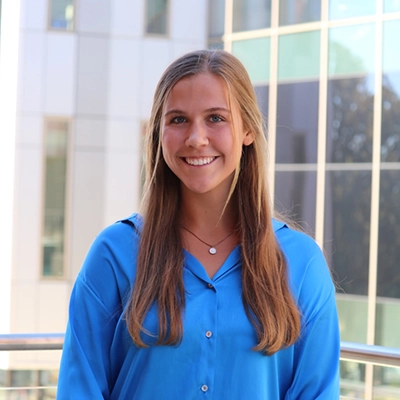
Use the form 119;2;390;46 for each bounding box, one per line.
49;0;74;31
232;37;270;83
232;0;271;32
329;0;375;20
279;0;321;26
41;119;69;278
146;0;168;35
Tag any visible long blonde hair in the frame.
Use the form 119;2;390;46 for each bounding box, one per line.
125;49;301;355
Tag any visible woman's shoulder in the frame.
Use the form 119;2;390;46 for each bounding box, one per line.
272;218;335;303
79;213;142;278
272;218;321;258
102;212;142;236
90;212;143;247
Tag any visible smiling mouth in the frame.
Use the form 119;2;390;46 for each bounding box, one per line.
184;157;216;166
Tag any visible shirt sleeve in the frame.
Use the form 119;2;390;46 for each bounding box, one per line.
281;230;341;399
56;222;135;400
285;291;340;399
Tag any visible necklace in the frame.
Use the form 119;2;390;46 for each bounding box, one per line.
181;226;235;255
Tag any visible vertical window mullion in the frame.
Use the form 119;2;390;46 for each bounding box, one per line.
315;0;329;247
267;0;279;200
365;1;384;399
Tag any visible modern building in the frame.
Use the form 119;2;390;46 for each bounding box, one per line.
0;0;399;398
212;1;400;398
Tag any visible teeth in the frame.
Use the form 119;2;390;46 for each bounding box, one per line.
185;157;215;166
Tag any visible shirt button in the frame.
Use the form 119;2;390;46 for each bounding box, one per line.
201;384;209;392
207;283;213;288
205;330;212;338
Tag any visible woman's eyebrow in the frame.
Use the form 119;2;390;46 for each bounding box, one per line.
164;107;230;117
205;107;231;114
164;109;184;117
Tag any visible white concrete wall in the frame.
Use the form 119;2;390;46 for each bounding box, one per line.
9;0;208;369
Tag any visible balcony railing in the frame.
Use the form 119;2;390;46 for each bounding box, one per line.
1;334;400;366
1;334;400;399
0;333;64;351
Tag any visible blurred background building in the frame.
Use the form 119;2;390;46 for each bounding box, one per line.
0;0;399;398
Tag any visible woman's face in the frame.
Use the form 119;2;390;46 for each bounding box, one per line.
161;72;253;200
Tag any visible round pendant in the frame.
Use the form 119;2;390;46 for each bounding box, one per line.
209;247;217;255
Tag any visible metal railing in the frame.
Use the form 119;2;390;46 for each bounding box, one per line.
1;333;399;367
340;341;400;368
0;333;64;351
0;335;399;400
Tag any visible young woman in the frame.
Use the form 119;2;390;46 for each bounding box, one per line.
57;50;340;399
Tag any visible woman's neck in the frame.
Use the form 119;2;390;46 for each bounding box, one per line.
179;190;238;233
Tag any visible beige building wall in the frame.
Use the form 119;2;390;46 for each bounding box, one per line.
8;0;208;369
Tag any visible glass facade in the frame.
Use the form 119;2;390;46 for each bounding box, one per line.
41;119;69;278
214;1;400;397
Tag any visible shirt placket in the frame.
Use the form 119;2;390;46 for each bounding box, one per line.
197;280;218;398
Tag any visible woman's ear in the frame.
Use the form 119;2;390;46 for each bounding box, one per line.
243;131;255;146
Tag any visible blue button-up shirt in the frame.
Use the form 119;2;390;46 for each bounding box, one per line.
57;214;340;399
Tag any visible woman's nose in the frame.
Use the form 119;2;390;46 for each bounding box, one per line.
185;122;208;148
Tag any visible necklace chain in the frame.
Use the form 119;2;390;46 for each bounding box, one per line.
181;226;235;255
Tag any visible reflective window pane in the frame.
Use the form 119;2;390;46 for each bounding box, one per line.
254;85;269;127
42;120;69;277
276;81;319;163
208;41;224;50
326;77;374;163
11;370;37;387
278;31;320;81
232;0;271;32
49;0;74;30
329;24;375;77
382;75;400;162
340;360;366;398
279;0;321;26
384;0;400;13
382;21;400;162
373;366;400;397
232;37;270;83
274;170;316;234
377;170;400;299
337;295;368;343
146;0;168;35
208;0;225;39
324;170;371;296
329;0;375;20
375;298;400;349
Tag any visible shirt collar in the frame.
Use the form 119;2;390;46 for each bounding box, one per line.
272;218;287;232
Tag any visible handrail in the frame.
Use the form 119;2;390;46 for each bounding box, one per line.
340;341;400;368
0;334;400;368
0;333;64;351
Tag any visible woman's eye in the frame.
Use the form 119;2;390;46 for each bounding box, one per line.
171;116;186;124
210;115;223;123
